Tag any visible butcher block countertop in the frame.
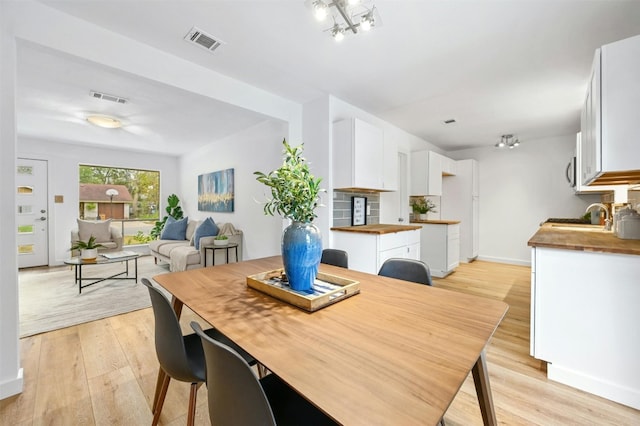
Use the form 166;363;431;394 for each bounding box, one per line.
410;220;461;225
330;224;422;234
528;223;640;255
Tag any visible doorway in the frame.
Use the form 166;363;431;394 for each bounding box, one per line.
397;152;409;223
17;158;49;268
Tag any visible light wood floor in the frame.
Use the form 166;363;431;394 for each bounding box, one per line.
2;261;639;425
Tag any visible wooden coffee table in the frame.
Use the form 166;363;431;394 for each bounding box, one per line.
64;253;140;294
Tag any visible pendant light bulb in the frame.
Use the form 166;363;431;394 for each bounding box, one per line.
313;1;328;21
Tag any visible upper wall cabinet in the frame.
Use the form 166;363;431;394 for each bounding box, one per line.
333;118;395;191
410;151;456;196
575;132;619;194
581;34;640;186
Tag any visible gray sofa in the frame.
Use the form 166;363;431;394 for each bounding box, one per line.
149;220;243;271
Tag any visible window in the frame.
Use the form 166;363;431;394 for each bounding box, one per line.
79;165;160;245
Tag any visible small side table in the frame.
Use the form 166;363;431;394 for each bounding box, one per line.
204;243;239;266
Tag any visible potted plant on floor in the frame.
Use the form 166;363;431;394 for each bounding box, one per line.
254;139;324;293
150;193;184;239
70;235;105;261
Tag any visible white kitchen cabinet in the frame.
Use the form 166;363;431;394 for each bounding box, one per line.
441;155;457;176
574;132;619;194
530;246;640;409
331;229;420;274
333;118;389;191
418;223;459;278
581;34;640;186
411;151;456;196
442;159;479;262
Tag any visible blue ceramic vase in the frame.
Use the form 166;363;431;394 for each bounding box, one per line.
281;221;322;293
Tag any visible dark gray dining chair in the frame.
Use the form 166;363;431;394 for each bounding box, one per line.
320;248;349;268
378;258;433;286
141;278;256;426
191;321;338;426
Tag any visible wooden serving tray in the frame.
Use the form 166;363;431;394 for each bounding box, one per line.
246;269;360;312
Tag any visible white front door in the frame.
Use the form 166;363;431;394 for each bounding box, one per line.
17;158;49;268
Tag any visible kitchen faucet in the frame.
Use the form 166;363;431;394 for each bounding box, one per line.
585;203;612;231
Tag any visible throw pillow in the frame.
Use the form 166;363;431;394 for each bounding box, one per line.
77;218;112;242
193;217;219;249
160;216;189;240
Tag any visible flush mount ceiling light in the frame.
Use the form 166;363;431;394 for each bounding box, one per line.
86;114;122;129
495;134;520;149
310;0;379;42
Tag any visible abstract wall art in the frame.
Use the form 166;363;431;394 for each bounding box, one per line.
198;168;234;212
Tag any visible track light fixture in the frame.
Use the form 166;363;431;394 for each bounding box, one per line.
310;0;379;41
495;134;520;149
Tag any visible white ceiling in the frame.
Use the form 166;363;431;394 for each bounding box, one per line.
19;0;640;154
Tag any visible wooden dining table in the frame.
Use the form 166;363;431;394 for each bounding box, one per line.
153;256;508;425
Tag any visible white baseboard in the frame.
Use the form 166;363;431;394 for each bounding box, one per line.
548;364;640;410
0;368;23;400
477;255;531;267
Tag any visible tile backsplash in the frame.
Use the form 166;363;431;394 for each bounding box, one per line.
332;190;380;227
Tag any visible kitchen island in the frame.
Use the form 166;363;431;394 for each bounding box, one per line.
331;224;421;274
411;219;461;277
528;223;640;410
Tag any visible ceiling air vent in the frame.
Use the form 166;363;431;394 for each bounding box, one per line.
90;91;128;104
184;26;225;53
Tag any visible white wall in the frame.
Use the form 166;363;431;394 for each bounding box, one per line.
303;96;332;245
0;0;23;399
449;134;600;265
18;137;180;264
179;120;286;260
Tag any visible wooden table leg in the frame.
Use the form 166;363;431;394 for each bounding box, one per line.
472;350;497;426
171;296;184;319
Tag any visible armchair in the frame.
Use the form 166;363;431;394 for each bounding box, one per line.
71;219;123;257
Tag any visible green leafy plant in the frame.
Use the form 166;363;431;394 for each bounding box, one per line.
85;202;97;211
131;230;154;244
411;197;437;214
254;139;324;223
70;235;105;251
150;193;184;239
214;235;228;240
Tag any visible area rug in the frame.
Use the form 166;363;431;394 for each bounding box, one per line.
19;255;171;338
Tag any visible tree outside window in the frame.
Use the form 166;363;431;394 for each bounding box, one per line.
79;165;160;245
